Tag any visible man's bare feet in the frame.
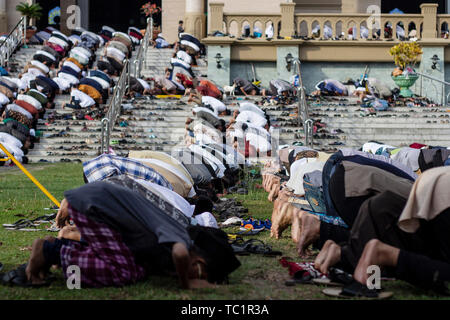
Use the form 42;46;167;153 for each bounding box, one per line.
318;241;341;274
297;212;320;257
291;208;304;243
26;237;55;285
314;240;336;270
268;181;280;202
353;239;399;285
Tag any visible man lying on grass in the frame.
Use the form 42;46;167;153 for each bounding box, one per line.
17;181;240;289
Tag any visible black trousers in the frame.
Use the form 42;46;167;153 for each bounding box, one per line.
329;163;373;228
396;208;450;293
340;190;450;293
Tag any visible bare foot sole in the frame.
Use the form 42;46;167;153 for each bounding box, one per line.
318;242;341;274
353;239;399;285
314;240;336;270
297;213;320;257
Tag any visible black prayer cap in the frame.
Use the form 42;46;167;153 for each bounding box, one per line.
187;225;241;284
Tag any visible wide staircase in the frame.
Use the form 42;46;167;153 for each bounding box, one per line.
110;95;450;158
10;44;144;163
304;96;450;149
141;48;208;79
9;43;449;163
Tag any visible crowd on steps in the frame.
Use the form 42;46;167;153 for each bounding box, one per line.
1;21;450;299
0;24;144;165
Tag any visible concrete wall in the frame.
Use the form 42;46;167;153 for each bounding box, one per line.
6;0;28;32
294;0;342;13
230;61;277;87
162;0;186;43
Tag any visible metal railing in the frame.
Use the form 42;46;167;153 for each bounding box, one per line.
100;19;153;154
291;58;313;148
0;17;26;67
416;71;450;106
101;59;130;154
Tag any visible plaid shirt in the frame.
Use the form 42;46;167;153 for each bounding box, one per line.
83;154;173;190
60;205;146;288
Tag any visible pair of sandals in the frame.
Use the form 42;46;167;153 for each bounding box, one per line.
287;267;393;299
0;264;54;288
230;239;282;257
3;214;56;231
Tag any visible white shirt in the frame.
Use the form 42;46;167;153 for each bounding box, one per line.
71;88;95;108
193;122;222;144
137;78;150;90
30;60;49;74
362;142;395;155
0;92;9;105
0;132;23;149
189;144;225;178
26;67;45;77
192;106;220;120
106;47;125;62
195;132;218;145
72;46;91;58
17;94;42;110
59;72;79;85
245;132;272;153
88;76;110;89
286;160;326;195
239;102;265;117
236;110;267;128
135;179;194;217
176;50;192;65
193;212;219;228
202;96;226;114
63;60;81;73
35;50;56;62
265;24;274;38
4;77;27;91
52;76;71;91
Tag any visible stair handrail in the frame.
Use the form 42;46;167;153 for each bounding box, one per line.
291;58;313;148
100;19;152;154
0;17;26;67
416;71;450;106
100;59;129;154
132;18;152;78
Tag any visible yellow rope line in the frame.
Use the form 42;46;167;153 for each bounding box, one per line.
0;142;60;208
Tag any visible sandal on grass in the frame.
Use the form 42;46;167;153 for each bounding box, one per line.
230;238;250;256
322;280;393;299
0;264;54;288
285;273;314;286
242;239;282;257
313;267;353;287
2;219;35;228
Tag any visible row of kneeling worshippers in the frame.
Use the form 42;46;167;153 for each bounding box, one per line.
185;99;275;162
0;25;146;164
9;151;244;288
262;141;450;295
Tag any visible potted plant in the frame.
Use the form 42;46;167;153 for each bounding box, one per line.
389;42;423;97
16;2;43;27
141;2;162;40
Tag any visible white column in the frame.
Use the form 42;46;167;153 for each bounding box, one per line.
0;0;7;33
186;0;204;14
185;0;205;39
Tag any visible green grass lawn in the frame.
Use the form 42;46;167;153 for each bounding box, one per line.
0;163;447;300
